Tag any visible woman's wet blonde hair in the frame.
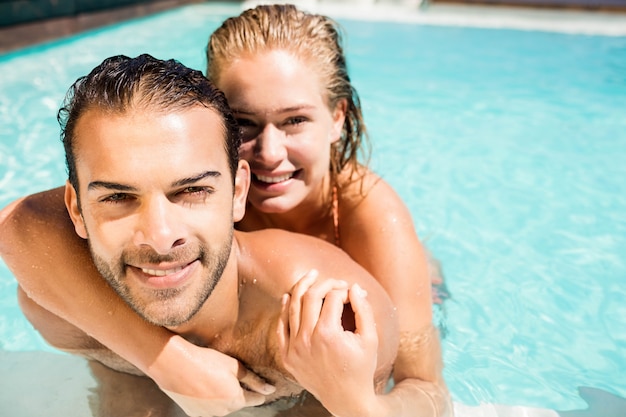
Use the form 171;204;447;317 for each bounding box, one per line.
206;3;370;181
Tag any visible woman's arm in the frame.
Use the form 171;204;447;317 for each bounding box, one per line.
249;225;448;417
340;174;453;416
277;269;450;417
0;187;274;416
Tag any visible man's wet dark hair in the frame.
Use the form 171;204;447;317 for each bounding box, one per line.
58;53;241;192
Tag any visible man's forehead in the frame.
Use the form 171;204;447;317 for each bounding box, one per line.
73;105;230;177
74;104;226;144
78;102;222;123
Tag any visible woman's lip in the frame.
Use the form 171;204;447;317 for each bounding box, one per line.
253;172;295;184
129;260;198;289
251;169;302;188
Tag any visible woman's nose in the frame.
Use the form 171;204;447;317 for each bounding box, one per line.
253;124;287;165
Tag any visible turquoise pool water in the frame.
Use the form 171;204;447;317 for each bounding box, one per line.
1;2;625;415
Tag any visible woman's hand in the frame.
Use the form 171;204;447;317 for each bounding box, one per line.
277;270;381;417
150;336;275;416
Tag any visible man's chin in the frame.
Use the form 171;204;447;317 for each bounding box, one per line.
126;293;193;327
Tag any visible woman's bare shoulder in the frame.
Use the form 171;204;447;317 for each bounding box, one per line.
338;168;408;222
2;187;66;220
0;186;71;253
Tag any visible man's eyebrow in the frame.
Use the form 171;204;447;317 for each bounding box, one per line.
87;171;221;192
172;171;221;188
88;181;136;192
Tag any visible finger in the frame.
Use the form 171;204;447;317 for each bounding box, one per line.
290;269;319;296
349;284;376;340
317;288;349;331
242;390;267;408
237;362;276;395
288;270;319;339
297;287;326;338
289;270;341;339
300;279;348;343
307;276;349;293
296;278;349;339
289;271;349;339
277;294;290;357
289;270;347;303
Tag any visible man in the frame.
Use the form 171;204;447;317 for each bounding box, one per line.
4;54;411;416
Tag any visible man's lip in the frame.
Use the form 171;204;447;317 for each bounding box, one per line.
128;261;198;289
140;265;184;276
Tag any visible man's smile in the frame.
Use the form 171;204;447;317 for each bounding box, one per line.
128;260;199;290
141;265;184;276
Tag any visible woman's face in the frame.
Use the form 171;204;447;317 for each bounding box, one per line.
216;49;345;214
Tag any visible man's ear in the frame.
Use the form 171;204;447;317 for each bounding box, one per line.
64;180;88;239
329;98;347;144
233;160;250;222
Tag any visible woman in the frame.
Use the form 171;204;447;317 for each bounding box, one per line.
0;4;450;416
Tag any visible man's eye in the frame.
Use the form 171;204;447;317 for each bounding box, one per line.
175;187;214;205
100;193;129;203
181;187;213;197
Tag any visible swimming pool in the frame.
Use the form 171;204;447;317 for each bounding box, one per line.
1;2;625;416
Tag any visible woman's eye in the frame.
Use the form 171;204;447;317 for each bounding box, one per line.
286;116;307;126
236;118;255;128
236;119;261;142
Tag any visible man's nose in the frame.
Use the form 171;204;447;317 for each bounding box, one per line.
132;197;185;255
254;124;287;165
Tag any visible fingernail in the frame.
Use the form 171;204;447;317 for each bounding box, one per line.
353;283;367;297
263;384;276;394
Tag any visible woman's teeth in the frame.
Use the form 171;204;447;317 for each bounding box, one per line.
142;266;183;276
255;173;293;183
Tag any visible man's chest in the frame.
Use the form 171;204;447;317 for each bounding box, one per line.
211;316;304;401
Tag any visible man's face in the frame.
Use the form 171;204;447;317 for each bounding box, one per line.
66;105;249;327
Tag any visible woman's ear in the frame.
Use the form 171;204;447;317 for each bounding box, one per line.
64;180;88;239
329;99;348;144
233;160;251;222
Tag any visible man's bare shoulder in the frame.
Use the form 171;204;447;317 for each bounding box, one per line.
234;229;356;294
237;227;332;246
233;228;391;302
234;228;400;385
236;228;318;275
